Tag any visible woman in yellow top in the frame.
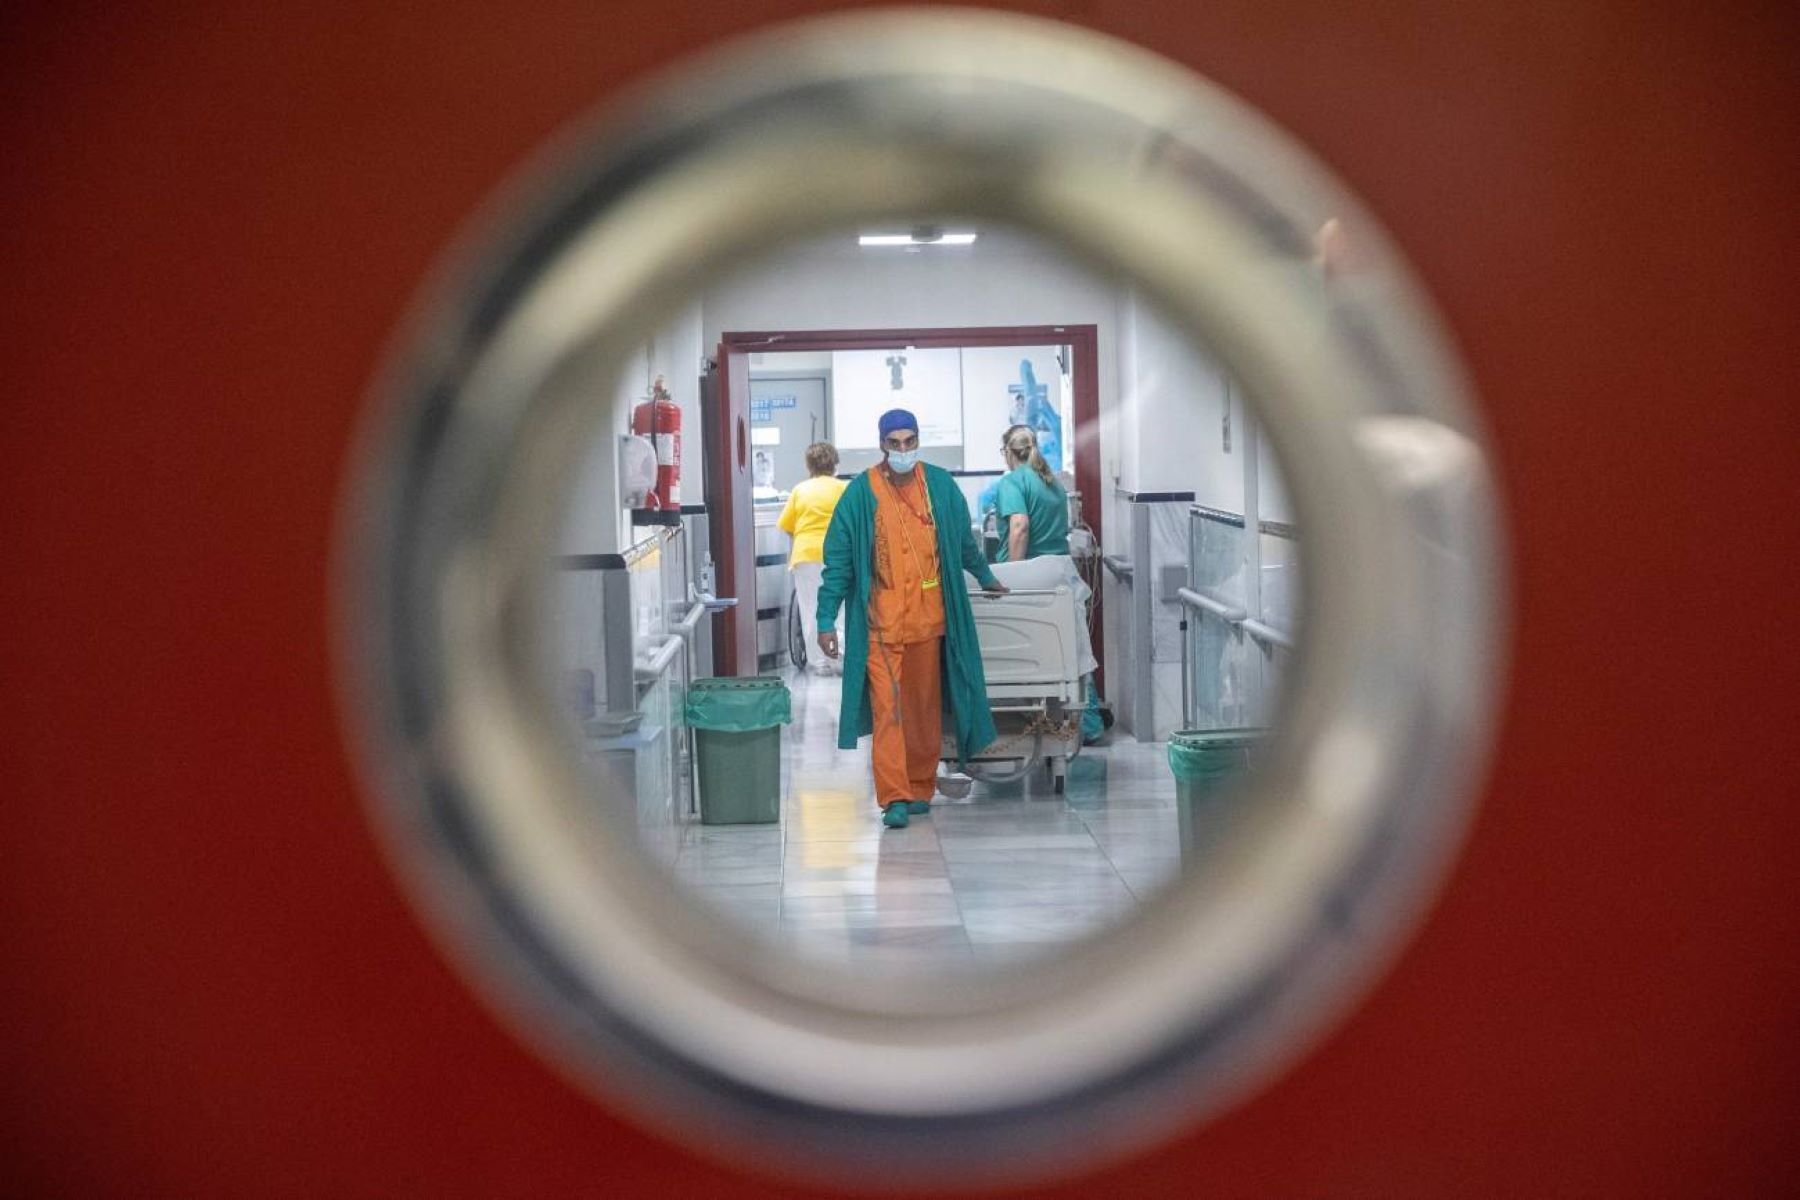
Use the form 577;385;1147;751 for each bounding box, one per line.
778;441;850;674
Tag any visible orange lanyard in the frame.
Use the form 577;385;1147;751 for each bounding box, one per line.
878;468;940;590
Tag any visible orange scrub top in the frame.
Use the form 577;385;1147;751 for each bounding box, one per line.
868;466;946;645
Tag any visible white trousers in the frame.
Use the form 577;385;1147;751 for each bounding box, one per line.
790;561;838;674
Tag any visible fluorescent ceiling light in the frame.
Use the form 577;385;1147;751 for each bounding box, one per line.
858;231;978;246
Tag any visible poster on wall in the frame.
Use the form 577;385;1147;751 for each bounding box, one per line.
960;345;1067;472
830;348;963;448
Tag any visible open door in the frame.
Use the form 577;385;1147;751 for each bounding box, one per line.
704;344;758;676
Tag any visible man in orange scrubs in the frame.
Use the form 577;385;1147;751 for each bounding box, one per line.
816;409;1008;828
864;440;949;817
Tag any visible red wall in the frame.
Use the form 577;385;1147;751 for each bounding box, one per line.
3;3;1795;1195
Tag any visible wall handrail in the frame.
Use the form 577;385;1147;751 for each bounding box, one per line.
635;635;684;682
674;601;709;640
1176;587;1247;624
688;582;738;612
968;587;1070;599
1100;553;1134;583
1241;618;1293;650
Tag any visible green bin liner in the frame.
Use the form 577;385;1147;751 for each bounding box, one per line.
684;675;792;732
685;677;791;825
1168;728;1262;790
1168;728;1264;860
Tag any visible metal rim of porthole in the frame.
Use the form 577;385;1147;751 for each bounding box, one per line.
338;8;1507;1190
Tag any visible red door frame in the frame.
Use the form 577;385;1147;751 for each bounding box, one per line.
718;325;1104;688
706;347;757;675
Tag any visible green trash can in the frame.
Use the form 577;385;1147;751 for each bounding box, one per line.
1168;728;1264;860
685;676;792;825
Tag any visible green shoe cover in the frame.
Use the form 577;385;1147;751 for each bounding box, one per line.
907;801;931;814
882;804;910;829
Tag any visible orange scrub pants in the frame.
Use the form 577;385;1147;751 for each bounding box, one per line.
867;633;942;809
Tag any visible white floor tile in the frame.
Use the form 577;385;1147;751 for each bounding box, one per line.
646;666;1268;966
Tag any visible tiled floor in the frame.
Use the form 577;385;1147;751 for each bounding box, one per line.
672;667;1193;969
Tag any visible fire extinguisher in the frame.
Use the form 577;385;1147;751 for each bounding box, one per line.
630;374;681;508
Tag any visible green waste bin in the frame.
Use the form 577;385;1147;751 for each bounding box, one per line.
1168;728;1264;860
685;676;792;824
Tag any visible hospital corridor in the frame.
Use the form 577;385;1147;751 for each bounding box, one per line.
676;668;1186;967
547;216;1305;982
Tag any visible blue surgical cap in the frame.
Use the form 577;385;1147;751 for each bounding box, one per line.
878;408;918;441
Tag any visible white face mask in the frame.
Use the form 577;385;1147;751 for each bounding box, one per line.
886;448;919;474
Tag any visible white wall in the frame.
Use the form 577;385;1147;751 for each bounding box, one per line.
1258;431;1293;525
559;302;705;555
1114;286;1298;525
831;347;964;448
557;355;639;556
749;350;831;373
1109;286;1141;540
703;233;1121;461
1118;287;1244;509
704;237;1122;344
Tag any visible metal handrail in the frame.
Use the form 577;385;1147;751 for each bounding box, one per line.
1175;587;1246;624
668;609;707;817
688;583;738;612
968;586;1069;599
673;601;708;640
1241;618;1293;650
635;635;684;680
1177;586;1289;724
1100;553;1133;583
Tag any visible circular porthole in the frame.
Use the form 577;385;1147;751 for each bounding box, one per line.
339;10;1506;1189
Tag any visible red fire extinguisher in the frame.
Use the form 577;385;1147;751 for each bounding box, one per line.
629;374;681;508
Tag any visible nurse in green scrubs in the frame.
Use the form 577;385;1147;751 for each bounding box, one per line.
994;424;1070;563
991;422;1111;740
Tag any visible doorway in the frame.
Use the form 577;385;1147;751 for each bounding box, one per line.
749;373;830;495
708;324;1104;686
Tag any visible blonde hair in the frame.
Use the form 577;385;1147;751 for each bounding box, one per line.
803;441;839;476
1004;425;1057;490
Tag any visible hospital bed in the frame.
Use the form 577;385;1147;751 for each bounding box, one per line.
941;582;1087;794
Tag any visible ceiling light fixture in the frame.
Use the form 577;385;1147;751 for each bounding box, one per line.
859;227;977;246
